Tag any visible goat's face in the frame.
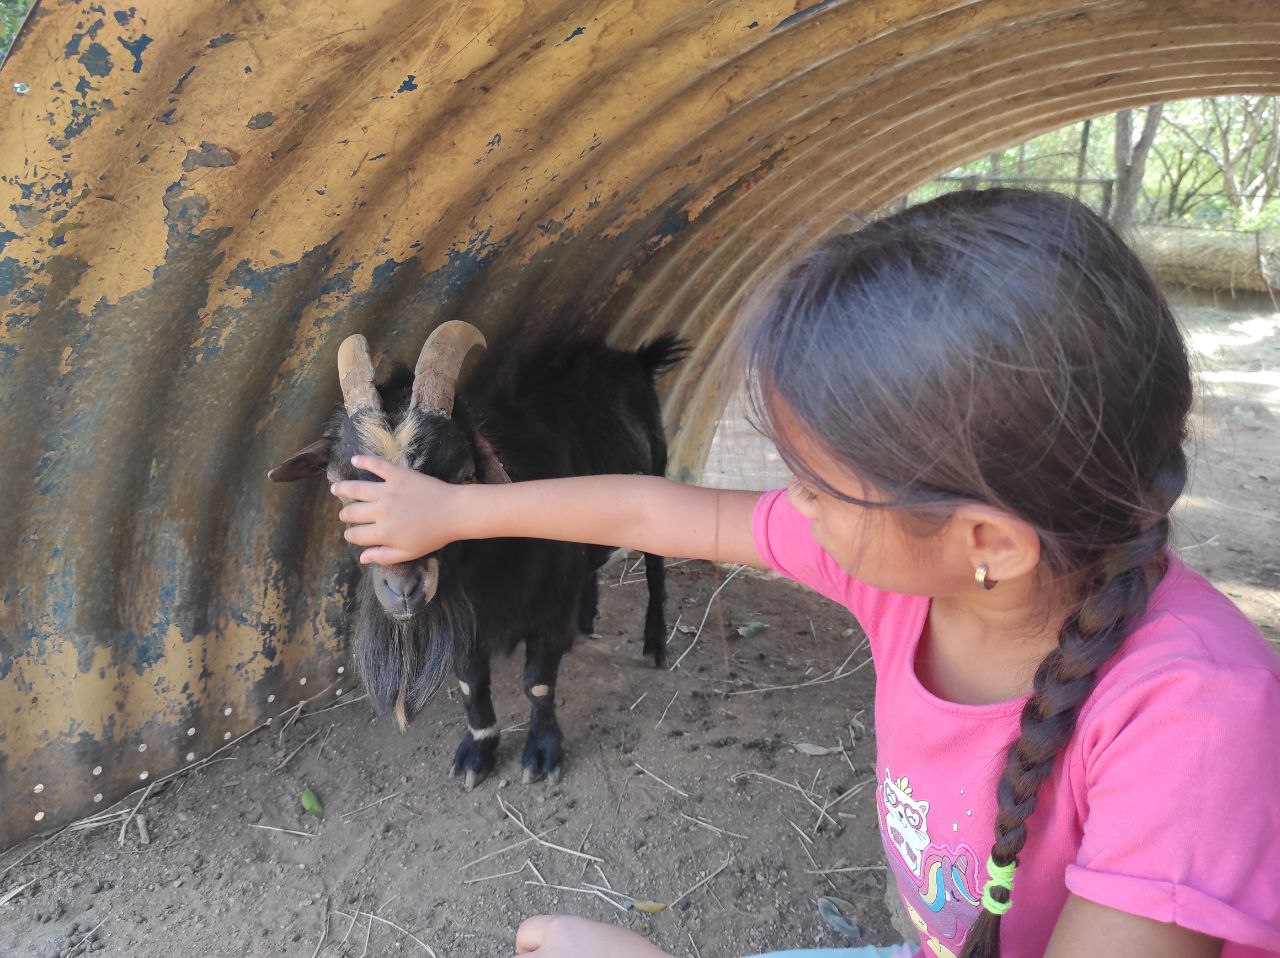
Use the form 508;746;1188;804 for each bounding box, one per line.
270;322;505;623
337;408;476;620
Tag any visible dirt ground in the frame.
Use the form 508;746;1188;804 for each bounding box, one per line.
1;291;1276;958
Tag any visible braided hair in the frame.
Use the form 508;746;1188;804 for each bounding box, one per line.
745;188;1193;958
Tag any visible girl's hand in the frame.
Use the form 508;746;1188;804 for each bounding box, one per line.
514;916;673;957
331;455;460;565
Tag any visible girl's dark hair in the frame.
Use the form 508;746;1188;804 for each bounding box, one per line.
745;189;1192;958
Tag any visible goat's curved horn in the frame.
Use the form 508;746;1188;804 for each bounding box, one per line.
338;334;382;415
411;321;487;416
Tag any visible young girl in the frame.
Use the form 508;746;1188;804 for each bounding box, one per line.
331;190;1280;958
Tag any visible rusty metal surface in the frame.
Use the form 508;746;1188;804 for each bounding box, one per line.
2;0;1278;852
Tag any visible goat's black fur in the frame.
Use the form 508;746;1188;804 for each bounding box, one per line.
272;334;684;785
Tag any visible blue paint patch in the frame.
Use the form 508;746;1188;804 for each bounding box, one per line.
171;64;196;95
650;206;689;246
563;25;585;43
371;257;399;287
0;230;17;255
65;33;84;57
86;18;104;40
397;74;417;92
75;75;92;97
79;41;113;76
208;32;236;47
0;257;25;295
118;34;152;73
772;0;841;32
156;107;176;125
182;141;239;170
438;226;510;294
747;20;759;29
114;9;131;25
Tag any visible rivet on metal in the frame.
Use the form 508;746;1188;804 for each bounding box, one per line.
337;666;345;675
223;732;232;741
335;688;344;696
267;694;276;703
33;783;44;794
299;677;307;686
224;707;232;716
92;766;102;776
93;794;103;803
34;811;44;822
185;752;195;762
138;743;147;752
139;771;149;780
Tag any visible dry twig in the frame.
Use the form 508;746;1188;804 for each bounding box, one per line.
670;565;745;671
497;795;602;863
633;763;689;798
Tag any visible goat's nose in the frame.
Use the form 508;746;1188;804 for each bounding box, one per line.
381;575;422;606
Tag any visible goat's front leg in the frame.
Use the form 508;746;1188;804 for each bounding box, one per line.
451;647;499;790
521;634;568;784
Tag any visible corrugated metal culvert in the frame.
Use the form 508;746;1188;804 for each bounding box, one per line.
2;0;1278;851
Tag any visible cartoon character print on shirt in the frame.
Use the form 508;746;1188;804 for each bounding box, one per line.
879;769;982;956
882;769;931;876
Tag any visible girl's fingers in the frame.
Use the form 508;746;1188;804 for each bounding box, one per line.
338;502;376;524
357;547;411;566
514;915;553;953
343;524;383;547
350;454;400;479
330;479;382;502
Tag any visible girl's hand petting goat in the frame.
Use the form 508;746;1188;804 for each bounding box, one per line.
332;453;764;570
334;455;463;566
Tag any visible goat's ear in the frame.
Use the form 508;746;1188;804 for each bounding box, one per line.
267;438;332;482
472;431;511;484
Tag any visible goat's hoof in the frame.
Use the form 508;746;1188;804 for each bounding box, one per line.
546;766;562;786
465;769;483;790
521;767;539;785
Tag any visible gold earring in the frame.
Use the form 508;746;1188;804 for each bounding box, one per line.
975;564;997;590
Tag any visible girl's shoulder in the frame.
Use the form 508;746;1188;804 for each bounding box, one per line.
1079;554;1279;750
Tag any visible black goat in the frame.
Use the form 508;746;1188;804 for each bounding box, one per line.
269;321;682;786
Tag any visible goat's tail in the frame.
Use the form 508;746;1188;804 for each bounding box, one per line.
636;334;689;378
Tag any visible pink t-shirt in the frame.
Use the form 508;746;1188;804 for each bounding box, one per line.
753;489;1280;957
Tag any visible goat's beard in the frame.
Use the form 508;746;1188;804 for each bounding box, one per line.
351;579;472;729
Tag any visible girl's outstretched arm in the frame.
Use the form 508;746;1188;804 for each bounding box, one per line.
332;455;765;568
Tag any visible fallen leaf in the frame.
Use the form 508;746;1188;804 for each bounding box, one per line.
817;896;861;941
793;742;842;756
629;901;668;914
300;787;325;818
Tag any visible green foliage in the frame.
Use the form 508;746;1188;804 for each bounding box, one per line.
1;0;36;63
926;96;1280;233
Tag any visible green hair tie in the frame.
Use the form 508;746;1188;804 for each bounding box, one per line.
981;856;1017;917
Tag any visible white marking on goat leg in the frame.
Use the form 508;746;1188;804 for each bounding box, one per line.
530;684;551;698
469;725;499;740
458;680;471;696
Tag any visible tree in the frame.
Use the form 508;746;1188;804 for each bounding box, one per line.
1164;96;1280;228
1112;105;1163;226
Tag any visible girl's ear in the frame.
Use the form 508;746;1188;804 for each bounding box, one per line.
951;503;1041;582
